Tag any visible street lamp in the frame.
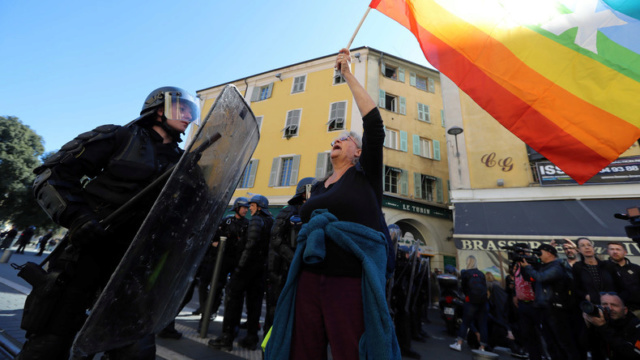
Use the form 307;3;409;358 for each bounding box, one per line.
447;126;463;156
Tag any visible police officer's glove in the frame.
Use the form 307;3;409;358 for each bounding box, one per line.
69;214;106;248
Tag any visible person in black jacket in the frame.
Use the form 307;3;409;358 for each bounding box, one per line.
209;194;274;351
573;237;619;360
36;229;53;256
0;226;18;249
584;293;640;359
521;244;579;360
264;177;314;335
450;255;488;352
16;86;198;360
15;226;35;254
607;241;640;317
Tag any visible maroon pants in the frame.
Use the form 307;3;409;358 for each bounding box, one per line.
290;271;364;360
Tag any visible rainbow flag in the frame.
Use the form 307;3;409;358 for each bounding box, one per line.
370;0;640;184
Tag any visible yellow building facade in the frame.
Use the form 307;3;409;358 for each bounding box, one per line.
195;47;455;270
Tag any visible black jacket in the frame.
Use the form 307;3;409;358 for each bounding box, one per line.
610;258;640;311
573;258;617;304
595;313;640;359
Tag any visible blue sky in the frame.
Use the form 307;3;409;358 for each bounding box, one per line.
0;0;431;154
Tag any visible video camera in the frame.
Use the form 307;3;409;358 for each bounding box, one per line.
501;244;542;265
615;207;640;245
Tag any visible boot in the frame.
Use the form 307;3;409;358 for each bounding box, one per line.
239;333;259;351
157;322;182;339
208;333;233;351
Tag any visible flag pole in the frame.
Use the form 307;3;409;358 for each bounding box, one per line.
335;7;371;80
346;7;371;49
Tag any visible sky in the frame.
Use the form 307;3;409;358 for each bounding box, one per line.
0;0;432;154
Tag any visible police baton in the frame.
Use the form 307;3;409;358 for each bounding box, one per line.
200;236;227;338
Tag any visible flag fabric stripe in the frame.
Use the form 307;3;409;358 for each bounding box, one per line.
405;0;638;159
370;0;640;184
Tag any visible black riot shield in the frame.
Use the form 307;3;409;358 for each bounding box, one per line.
71;85;259;357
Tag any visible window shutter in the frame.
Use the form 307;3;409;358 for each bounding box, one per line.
250;86;260;102
412;134;421;155
316;152;328;178
400;131;408;152
247;159;258;188
414;172;422;199
381;61;386;75
379;89;386;108
428;78;435;93
399;97;406;115
410;72;416;87
425;105;431;122
289;155;301;186
400;170;409;196
417;103;424;121
268;158;280;187
398;68;405;82
441;109;445;127
266;82;274;98
436;177;444;203
433;140;441;160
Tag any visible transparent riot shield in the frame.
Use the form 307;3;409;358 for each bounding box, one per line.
72;85;259;357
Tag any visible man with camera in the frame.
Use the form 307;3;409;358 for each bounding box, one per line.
583;293;640;359
520;244;580;360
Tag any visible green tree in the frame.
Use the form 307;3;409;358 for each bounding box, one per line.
0;116;55;230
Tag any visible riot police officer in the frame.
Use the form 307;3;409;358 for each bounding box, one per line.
264;177;314;334
17;86;199;360
197;196;250;317
209;194;274;351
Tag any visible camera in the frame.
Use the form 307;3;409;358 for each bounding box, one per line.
501;244;542;264
580;300;609;319
615;207;640;245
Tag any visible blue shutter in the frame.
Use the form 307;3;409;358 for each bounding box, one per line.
413;134;421;155
289;155;301;186
410;72;416;87
398;68;405;82
379;89;386;108
436;177;444;203
400;170;409;196
266;82;274;98
268;158;279;187
414;172;422;199
400;131;408;152
433;140;441;160
247;159;258;188
399;97;406;115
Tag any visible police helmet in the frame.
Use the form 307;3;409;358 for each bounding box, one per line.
232;197;250;212
288;177;315;205
249;194;269;209
388;224;402;242
140;86;200;123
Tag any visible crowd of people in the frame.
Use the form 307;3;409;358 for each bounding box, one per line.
448;238;640;360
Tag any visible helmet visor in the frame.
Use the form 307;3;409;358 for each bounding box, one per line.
163;92;200;123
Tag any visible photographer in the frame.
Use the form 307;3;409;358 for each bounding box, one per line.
521;244;580;360
583;293;640;359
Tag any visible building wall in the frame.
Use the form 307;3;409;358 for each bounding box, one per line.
196;47;454;265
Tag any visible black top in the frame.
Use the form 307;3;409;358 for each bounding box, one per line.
300;108;384;277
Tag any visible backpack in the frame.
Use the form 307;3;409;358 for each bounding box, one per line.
465;269;488;303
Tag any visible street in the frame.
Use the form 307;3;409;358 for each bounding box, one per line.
0;246;511;359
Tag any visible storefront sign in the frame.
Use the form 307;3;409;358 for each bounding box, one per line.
383;196;451;219
454;237;640;256
537;156;640;185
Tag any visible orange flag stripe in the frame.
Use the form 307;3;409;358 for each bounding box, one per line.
370;0;640;183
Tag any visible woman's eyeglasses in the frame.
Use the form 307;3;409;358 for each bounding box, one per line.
331;136;352;147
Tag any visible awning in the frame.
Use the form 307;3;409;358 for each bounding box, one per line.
454;198;640;238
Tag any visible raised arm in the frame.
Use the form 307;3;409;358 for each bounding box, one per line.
335;48;376;116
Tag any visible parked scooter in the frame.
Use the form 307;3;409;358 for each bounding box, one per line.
437;273;464;336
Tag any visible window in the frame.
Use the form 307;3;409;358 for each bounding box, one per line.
268;155;301;187
291;75;306;94
384;165;408;195
256;116;263;132
378;90;406;114
283;109;301;138
381;63;405;82
250;83;274;102
384;128;398;149
238;159;259;188
415;173;443;203
417;103;430;123
410;73;435;93
315;151;333;178
327;101;347;131
413;135;441;160
333;70;346;85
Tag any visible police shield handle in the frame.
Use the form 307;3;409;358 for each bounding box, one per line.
200;236;227;338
